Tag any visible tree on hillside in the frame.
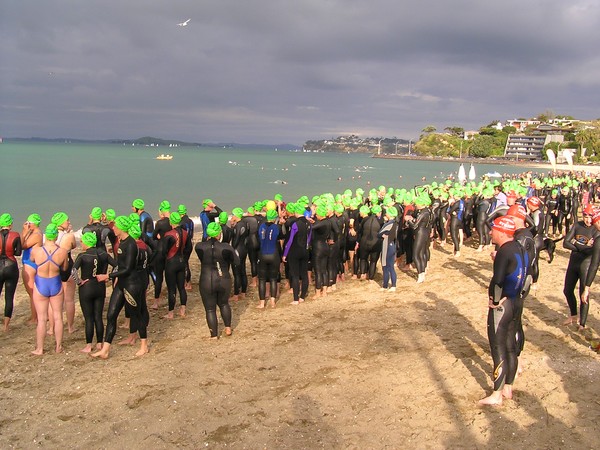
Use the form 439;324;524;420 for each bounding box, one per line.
537;109;556;123
469;135;496;158
422;125;437;134
575;121;600;159
444;126;464;137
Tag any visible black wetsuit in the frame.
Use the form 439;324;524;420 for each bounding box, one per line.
195;238;239;337
283;216;312;301
242;215;260;279
544;196;559;235
557;193;573;235
161;226;190;312
408;207;432;275
475;198;492;247
180;213;195;285
104;236;146;344
72;248;116;345
487;239;526;392
311;217;332;289
151;217;172;300
357;214;382;280
563;221;600;326
448;199;464;253
0;230;22;319
232;219;249;295
82;221;111;251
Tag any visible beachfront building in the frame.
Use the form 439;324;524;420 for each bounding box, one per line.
504;134;564;160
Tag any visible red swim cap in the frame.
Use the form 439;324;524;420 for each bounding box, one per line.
583;204;595;216
592;211;600;225
492;216;516;235
507;205;527;221
526;196;541;209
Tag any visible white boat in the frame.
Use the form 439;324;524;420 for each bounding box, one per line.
156;154;173;160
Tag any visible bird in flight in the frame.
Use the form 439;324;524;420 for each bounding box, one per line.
177;19;191;26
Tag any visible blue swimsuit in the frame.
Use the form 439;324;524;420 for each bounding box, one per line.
34;247;63;297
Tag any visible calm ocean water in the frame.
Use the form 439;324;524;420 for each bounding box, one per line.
1;142;540;229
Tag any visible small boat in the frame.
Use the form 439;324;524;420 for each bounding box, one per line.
156;154;173;160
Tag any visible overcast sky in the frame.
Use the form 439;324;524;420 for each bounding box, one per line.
1;1;599;145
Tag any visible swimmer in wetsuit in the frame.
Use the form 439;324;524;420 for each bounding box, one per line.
282;203;312;304
160;212;190;319
177;204;195;291
480;216;526;405
377;206;398;291
195;222;239;338
92;216;148;358
0;214;22;332
562;205;600;329
30;224;69;355
82;207;111;251
20;213;43;324
257;209;281;308
150;200;172;310
230;208;249;301
72;232;116;353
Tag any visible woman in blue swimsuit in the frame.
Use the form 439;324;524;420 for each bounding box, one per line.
30;223;68;355
20;213;43;324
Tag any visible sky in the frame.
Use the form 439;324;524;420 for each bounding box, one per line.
1;1;599;146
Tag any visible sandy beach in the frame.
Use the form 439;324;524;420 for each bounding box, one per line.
1;235;599;449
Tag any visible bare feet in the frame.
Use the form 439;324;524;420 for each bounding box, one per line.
80;344;93;353
224;327;232;336
185;282;192;291
478;391;503;406
55;345;63;354
256;300;266;309
3;318;10;332
91;343;111;359
135;340;149;357
269;298;276;308
229;294;239;302
31;348;43;356
290;300;299;305
179;306;186;318
163;311;174;320
151;300;160;310
118;335;137;346
563;315;577;325
502;385;513;400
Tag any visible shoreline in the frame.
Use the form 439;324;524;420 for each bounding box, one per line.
372;153;600;174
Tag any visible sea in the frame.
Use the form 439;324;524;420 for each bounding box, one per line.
1;142;543;229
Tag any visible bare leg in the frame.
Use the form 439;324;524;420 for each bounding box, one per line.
32;290;49;355
256;300;266;309
269;297;276;308
49;292;64;353
3;317;9;333
135;339;149;356
179;305;186;318
563;315;578;325
23;267;37;324
63;278;76;333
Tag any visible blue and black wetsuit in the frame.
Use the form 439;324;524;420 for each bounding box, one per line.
258;221;281;300
283;217;312;301
487;239;526;392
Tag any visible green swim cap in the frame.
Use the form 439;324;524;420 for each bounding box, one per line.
114;215;132;232
178;204;187;215
129;213;139;223
51;212;69;226
334;204;344;214
90;207;102;220
81;232;97;248
247;206;255;215
132;198;145;210
294;203;306;215
232;207;244;219
203;198;213;209
274;193;283;202
128;223;142;239
386;206;398;218
0;213;12;227
315;205;328;218
105;209;116;221
286;202;296;214
371;205;382;215
266;209;278;222
359;205;370;215
159;200;171;212
219;211;228;225
27;213;42;226
206;222;221;238
169;212;181;225
45;223;59;240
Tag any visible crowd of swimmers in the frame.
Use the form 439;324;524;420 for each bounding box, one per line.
1;169;600;402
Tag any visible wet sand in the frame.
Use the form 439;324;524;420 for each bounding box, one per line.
1;240;599;449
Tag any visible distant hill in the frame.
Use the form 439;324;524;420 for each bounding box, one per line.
3;137;299;150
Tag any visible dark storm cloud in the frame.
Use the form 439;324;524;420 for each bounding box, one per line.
1;0;599;144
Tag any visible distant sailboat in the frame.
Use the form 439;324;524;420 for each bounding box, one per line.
458;164;467;184
468;164;476;181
